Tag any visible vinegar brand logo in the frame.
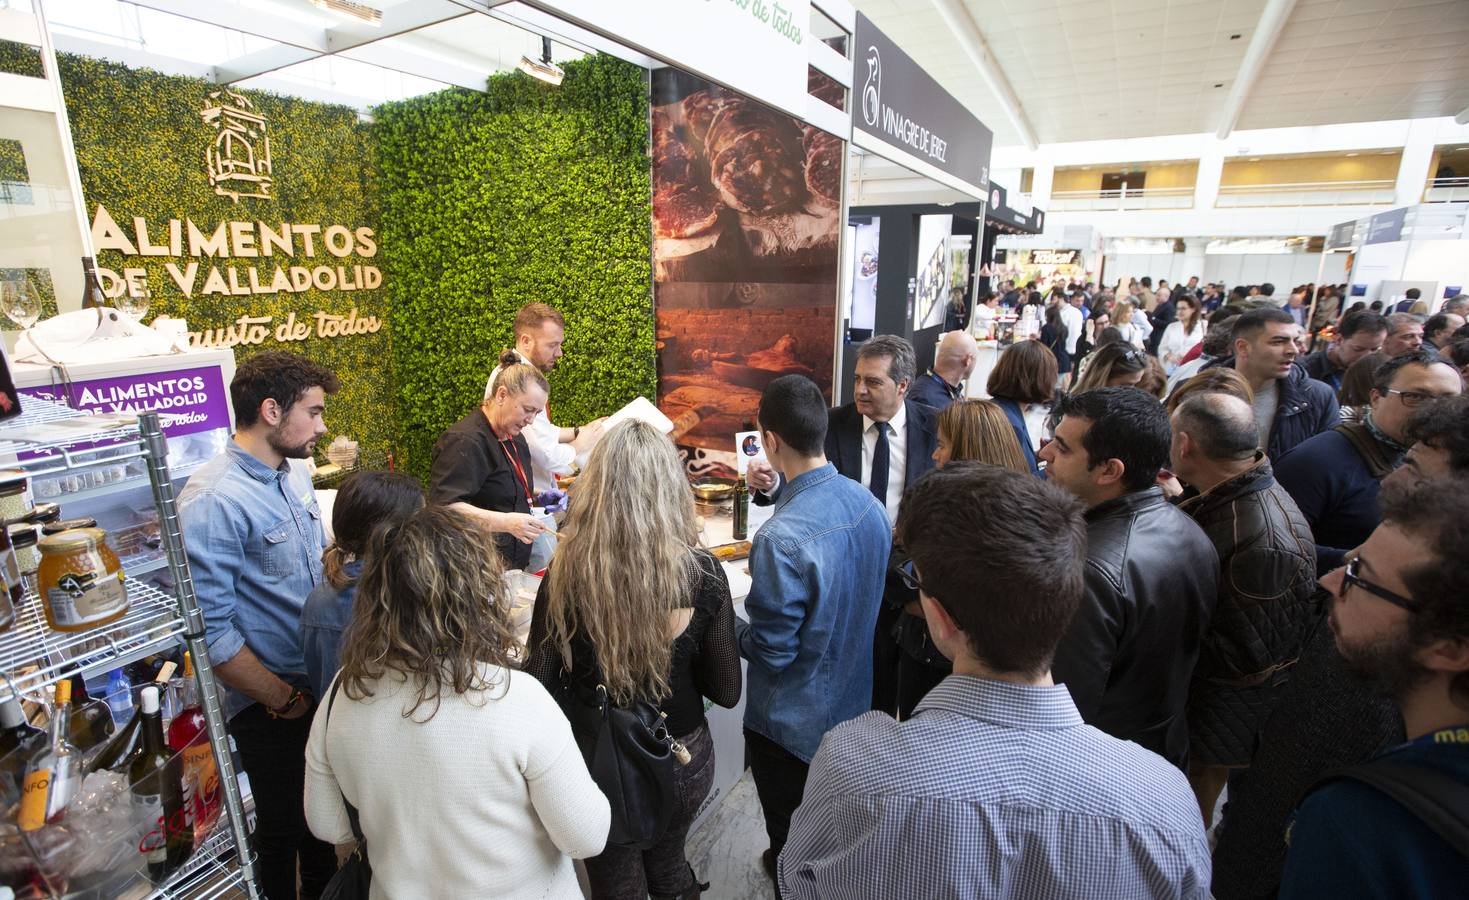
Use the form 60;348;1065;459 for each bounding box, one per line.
862;46;881;127
200;89;273;203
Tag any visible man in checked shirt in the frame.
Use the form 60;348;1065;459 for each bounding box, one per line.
779;464;1211;899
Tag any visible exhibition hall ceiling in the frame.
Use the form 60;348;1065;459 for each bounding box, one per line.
853;0;1469;147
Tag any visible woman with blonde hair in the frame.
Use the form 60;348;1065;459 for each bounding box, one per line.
527;420;740;900
932;400;1031;472
1114;299;1153;349
889;399;1031;719
1073;341;1149;393
305;505;610;898
430;351;553;570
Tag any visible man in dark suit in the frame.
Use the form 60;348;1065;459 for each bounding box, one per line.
749;334;939;713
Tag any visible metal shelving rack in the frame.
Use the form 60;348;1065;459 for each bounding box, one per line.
0;398;259;900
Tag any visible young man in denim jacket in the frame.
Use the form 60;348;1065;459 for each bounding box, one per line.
179;351;338;900
737;374;892;895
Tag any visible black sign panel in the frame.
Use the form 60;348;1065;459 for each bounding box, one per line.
984;182;1044;235
853;12;993;194
1327;219;1357;250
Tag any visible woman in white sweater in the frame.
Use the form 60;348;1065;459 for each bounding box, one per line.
305;505;609;899
1157;294;1206;374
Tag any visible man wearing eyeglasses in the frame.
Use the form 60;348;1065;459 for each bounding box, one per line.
778;465;1210;899
1277;476;1469;900
1275;350;1462;572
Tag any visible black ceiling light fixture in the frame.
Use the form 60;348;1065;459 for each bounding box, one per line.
520;36;564;86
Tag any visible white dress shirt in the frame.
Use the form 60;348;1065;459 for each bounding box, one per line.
1059;303;1084;356
485;350;575;493
860;402;907;524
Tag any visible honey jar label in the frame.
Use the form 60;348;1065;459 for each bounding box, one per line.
46;569;128;626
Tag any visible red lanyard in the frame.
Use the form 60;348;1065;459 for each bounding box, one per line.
500;438;533;504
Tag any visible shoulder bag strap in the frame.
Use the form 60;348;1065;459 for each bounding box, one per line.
325;677;367;846
1316;761;1469;858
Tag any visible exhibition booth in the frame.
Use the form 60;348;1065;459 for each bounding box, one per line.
1325;202;1469;311
0;1;999;896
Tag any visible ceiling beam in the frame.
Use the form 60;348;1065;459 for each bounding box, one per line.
930;0;1037;151
199;1;474;84
1215;0;1300;139
121;0;327;51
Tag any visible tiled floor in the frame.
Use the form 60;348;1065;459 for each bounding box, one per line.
686;770;776;900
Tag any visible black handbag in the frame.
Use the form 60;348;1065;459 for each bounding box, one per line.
564;682;686;851
318;678;372;900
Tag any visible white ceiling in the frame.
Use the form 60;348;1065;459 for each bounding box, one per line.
853;0;1469;147
1238;0;1469;130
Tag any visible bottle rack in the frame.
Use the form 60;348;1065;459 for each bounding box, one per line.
0;398;260;899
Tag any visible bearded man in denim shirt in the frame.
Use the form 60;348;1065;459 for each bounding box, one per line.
737;374;891;896
179;351;338;900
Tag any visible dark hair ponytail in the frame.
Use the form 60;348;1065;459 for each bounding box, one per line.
323;470;425;590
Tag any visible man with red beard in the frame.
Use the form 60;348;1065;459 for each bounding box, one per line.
1278;476;1469;899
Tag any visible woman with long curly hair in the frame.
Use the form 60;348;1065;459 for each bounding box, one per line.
304;505;610;899
527;420;741;900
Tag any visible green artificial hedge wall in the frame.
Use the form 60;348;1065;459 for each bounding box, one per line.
50;54;397;466
375;54;654;480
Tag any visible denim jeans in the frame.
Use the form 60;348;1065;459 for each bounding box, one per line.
231;702;337;900
584;724;716;900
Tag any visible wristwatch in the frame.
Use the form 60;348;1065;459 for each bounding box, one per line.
267;688;306;719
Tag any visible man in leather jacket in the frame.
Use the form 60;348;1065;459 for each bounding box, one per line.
1170;393;1319;824
1039;387;1219;769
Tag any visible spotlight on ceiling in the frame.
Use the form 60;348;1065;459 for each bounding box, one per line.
309;0;382;27
520;37;564;86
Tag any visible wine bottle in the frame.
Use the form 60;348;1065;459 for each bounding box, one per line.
129;685;191;880
80;257;107;310
168;653;220;842
19;680;80;830
88;662;173;775
66;678;113;753
732;474;749;541
1;695;44;792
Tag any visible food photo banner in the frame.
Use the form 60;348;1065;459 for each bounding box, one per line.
851;12;993;198
651;67;841;476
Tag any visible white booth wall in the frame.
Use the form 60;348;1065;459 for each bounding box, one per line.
1351;239;1469;307
1102;252;1348;288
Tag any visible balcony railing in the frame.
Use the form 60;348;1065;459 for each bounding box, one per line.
1049;186;1194;211
1424;178;1469;203
1215;180;1395;208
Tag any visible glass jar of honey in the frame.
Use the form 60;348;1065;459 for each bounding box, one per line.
37;528;129;632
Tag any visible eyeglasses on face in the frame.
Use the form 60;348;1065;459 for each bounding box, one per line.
895;557;931;597
1384;389;1441;408
1342;556;1416;611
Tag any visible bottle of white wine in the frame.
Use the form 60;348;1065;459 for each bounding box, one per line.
19;680;80;830
80;256;107;309
129;685;192;880
1;695;44;793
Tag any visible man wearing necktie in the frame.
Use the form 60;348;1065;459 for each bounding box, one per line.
749;335;939;712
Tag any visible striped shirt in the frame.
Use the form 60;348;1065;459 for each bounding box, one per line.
779;675;1211;900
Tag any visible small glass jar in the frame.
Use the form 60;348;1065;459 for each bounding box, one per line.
37;528;129;633
0;469;30;524
8;523;40;583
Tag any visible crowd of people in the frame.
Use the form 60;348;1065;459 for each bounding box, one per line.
171;279;1469;899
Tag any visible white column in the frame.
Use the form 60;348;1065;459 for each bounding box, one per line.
1030;161;1055;210
1182;238;1207;283
1194;139;1225;210
1393;119;1437;208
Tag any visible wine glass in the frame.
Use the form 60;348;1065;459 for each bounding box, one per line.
116;283;151;323
2;276;41;330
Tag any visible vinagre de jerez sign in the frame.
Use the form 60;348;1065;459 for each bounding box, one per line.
850;12;993;199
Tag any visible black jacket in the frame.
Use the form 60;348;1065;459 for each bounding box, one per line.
757;398;939;508
1204;358;1340;462
1178;457;1318;766
1051;487;1219;770
907;370;963;412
